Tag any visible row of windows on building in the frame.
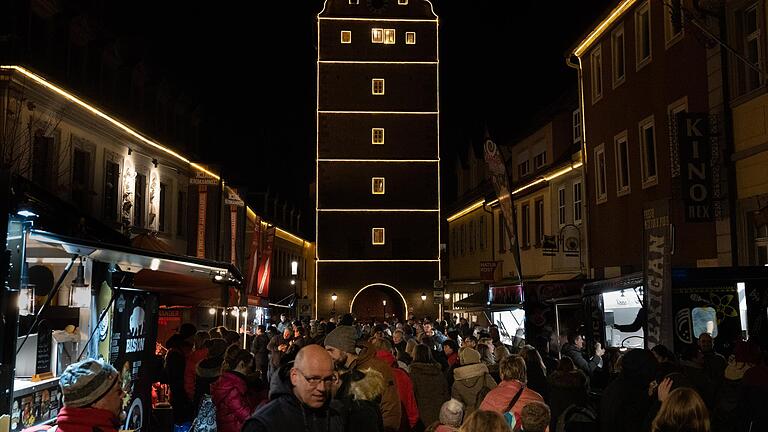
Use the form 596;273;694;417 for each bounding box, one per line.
451;183;583;258
592;97;688;204
30;131;188;236
590;0;684;103
341;29;417;45
273;249;308;280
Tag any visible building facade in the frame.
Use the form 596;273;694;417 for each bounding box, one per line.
726;0;768;266
315;0;440;320
571;0;719;282
445;97;586;334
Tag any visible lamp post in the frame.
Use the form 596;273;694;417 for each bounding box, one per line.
382;299;387;319
420;292;427;318
331;293;337;316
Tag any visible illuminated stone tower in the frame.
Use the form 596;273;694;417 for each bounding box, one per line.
315;0;439;320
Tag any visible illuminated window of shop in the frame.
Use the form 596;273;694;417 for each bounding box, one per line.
639;115;658;188
521;203;531;248
341;31;352;44
612;24;626;87
159;182;168;232
573;181;583;223
176;190;187;237
134;172;146;227
406;32;416;44
614;131;631;196
372;79;385;95
372;128;385;145
384;29;396;44
534;199;544;247
372;177;385;194
372;227;385;245
372;28;384;43
692;306;718;338
479;215;486;250
590;45;603;103
469;220;475;254
558;186;567;227
594;144;608;204
636;1;652;70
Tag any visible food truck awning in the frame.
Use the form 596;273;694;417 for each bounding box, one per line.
583;272;643;296
29;230;242;306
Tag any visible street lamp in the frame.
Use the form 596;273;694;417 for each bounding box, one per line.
421;292;427;301
331;293;337;315
382;299;387;318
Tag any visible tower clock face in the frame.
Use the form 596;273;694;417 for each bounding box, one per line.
367;0;390;13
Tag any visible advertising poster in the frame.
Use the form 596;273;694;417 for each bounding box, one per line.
109;291;159;432
643;200;672;348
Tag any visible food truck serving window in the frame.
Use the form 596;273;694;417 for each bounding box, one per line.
491;308;526;346
603;288;644;349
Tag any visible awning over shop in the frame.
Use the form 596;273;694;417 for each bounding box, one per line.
29;230;242;307
535;272;583;282
453;291;488;309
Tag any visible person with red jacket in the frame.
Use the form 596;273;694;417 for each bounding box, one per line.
478;355;544;430
211;347;262;432
184;330;210;401
54;359;124;432
373;338;420;431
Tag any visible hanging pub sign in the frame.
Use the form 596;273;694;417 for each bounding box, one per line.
643;200;672;348
109;291;159;432
677;112;714;222
480;261;502;282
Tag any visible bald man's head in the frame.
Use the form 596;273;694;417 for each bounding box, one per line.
290;344;337;408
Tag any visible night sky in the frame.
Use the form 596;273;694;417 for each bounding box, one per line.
117;0;615;235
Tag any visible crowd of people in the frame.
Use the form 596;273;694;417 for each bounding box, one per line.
48;312;768;432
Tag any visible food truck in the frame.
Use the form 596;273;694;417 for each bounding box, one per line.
1;175;243;431
581;268;768;359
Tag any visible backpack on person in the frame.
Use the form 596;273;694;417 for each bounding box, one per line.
556;404;597;432
190;394;217;432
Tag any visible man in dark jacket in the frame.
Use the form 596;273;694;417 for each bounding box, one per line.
242;344;345;431
267;327;293;381
561;332;604;377
251;325;270;380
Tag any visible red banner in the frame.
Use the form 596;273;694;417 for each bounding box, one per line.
256;227;276;298
196;185;207;258
246;217;262;297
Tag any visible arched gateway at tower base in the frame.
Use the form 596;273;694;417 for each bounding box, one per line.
350;283;407;321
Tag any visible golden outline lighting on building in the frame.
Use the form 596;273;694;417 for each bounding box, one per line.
446;161;584;223
0;65;220;181
315;0;440;319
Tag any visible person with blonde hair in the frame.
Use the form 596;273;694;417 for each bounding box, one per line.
478;355;544;428
651;383;710;432
458;410;509;432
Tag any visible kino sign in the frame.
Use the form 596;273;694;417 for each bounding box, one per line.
677;112;713;222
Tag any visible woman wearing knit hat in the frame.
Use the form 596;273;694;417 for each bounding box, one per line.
54;359;124;432
425;398;464;432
